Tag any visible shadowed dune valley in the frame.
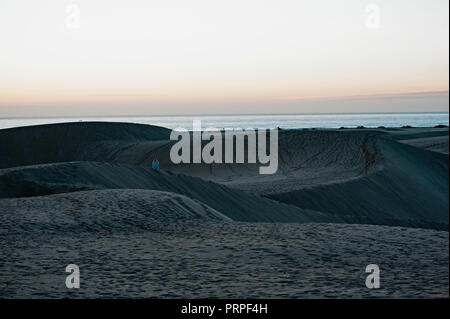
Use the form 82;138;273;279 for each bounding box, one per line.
0;121;448;299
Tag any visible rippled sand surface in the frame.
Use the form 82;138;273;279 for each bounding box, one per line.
1;190;447;298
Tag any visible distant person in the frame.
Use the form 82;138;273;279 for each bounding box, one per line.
152;159;160;170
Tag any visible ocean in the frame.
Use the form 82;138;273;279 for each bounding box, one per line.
0;112;448;130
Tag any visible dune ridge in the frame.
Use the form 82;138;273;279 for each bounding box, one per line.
267;137;449;230
0;189;231;235
0;122;171;169
0;161;332;223
0;122;448;229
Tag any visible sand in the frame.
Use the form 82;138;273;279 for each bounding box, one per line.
1;123;447;229
0;122;448;298
0;190;447;298
400;135;449;154
0;161;332;223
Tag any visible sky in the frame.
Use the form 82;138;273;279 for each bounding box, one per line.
0;0;448;117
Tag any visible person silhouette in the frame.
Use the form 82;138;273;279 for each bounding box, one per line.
152;159;159;170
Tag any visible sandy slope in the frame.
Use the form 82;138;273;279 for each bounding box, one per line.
0;122;447;229
267;137;449;230
0;189;231;234
400;135;449;154
0;190;447;298
1;122;381;190
158;130;382;194
1;125;383;193
1;123;446;192
0;122;448;298
376;127;449;154
0;122;171;169
0;161;332;223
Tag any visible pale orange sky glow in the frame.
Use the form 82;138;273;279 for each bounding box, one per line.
0;0;448;116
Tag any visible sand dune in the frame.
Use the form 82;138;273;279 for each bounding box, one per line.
0;123;382;191
0;122;447;229
0;189;231;235
0;193;447;298
380;127;449;154
267;137;449;230
0;122;448;298
400;135;449;154
0;161;332;223
0;122;171;169
157;130;382;194
2;123;447;192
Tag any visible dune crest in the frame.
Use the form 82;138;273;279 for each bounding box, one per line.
0;122;448;230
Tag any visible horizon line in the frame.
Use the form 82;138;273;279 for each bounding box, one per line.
1;110;449;120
